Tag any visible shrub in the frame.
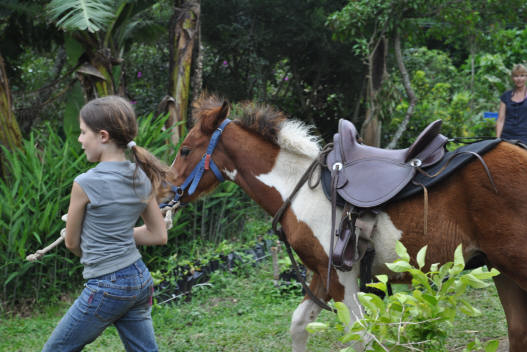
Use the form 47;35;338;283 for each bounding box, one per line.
307;242;500;352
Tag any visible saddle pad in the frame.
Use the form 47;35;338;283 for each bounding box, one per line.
322;138;503;208
391;138;502;202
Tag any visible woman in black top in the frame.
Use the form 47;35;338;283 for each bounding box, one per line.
496;64;527;144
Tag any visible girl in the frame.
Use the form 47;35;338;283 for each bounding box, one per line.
43;96;168;352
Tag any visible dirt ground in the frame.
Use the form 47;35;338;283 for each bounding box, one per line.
496;337;509;352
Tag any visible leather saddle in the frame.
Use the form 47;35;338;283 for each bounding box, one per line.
325;119;448;277
326;119;448;208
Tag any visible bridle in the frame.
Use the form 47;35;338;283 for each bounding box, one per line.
160;118;232;209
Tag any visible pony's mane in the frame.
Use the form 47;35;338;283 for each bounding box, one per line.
192;95;320;158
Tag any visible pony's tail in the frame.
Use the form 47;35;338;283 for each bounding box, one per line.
130;145;170;201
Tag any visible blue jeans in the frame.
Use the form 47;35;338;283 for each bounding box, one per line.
42;259;158;352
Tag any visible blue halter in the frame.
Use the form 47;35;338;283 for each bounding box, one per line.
160;118;232;208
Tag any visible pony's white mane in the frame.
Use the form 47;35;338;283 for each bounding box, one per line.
276;120;321;158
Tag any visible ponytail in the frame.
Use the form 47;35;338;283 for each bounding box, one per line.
129;144;170;201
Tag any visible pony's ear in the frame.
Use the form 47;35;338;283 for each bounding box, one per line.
201;100;230;134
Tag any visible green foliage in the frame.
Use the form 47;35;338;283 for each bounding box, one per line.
486;28;527;69
327;0;395;57
201;0;364;141
47;0;115;33
0;125;88;305
381;47;499;147
307;242;500;351
124;42;170;117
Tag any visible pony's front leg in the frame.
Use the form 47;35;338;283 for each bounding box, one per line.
290;267;366;352
291;298;323;352
290;273;325;352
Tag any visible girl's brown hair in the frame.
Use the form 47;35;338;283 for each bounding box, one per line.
79;96;168;199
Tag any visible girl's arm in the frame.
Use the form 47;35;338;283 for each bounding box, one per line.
134;197;168;246
496;101;506;138
65;182;89;257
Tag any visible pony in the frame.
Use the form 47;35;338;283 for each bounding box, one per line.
167;95;527;351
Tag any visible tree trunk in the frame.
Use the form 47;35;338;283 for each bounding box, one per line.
386;29;417;149
191;4;203;104
360;37;387;147
167;0;200;145
0;53;22;151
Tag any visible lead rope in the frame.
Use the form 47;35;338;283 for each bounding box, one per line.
26;203;179;262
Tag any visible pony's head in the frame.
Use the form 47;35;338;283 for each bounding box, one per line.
167;93;317;205
168;95;232;203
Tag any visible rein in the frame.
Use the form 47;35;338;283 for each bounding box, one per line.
271;144;336;313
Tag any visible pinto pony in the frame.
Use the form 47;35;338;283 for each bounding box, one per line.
168;95;527;352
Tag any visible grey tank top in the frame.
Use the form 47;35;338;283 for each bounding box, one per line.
74;161;152;279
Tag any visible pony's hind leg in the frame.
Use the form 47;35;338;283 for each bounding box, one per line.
493;273;527;351
290;273;325;352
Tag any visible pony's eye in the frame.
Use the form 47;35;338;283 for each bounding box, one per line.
180;147;191;157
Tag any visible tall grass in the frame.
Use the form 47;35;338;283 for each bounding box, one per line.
0;114;266;309
0;125;87;305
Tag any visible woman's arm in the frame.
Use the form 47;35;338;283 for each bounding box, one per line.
134;197;168;246
496;101;507;138
65;182;89;257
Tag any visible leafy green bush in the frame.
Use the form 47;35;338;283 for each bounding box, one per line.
381;47;499;148
307;242;500;352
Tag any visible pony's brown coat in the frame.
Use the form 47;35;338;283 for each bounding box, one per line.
169;95;527;351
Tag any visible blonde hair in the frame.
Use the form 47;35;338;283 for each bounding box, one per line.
511;64;527;77
80;96;168;198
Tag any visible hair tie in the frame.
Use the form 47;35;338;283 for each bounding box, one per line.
127;141;137;149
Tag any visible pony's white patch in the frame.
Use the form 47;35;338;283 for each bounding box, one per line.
277;120;320;158
256;149;334;254
371;212;404;277
223;168;238;181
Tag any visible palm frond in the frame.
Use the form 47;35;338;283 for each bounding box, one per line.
47;0;116;33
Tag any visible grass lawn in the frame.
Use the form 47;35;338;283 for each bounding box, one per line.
0;260;507;352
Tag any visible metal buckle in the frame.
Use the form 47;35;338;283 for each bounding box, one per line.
332;162;343;171
409;158;422;167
